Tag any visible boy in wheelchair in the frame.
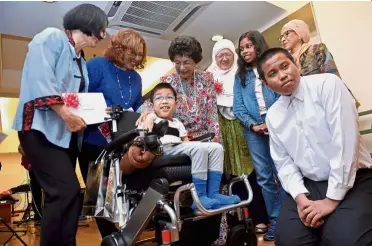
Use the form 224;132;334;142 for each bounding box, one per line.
101;84;256;246
133;83;240;210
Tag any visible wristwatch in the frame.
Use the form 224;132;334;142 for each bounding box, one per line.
249;124;255;131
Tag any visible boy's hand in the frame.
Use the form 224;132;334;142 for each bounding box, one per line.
303;198;339;227
143;115;154;132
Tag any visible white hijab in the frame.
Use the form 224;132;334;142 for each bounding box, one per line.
207;39;238;108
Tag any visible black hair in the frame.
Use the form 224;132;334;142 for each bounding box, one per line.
63;3;108;40
168;36;203;63
150;83;177;103
257;47;296;81
236;30;269;86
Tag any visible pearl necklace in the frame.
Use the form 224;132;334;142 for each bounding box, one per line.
114;66;132;105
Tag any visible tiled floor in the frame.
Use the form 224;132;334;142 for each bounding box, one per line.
0;219;275;246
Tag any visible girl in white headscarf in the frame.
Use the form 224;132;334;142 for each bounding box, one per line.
207;39;253;176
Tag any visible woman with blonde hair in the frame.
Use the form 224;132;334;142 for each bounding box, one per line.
280;19;360;107
79;28;147;238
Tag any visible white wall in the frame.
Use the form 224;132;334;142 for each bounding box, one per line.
312;2;372;150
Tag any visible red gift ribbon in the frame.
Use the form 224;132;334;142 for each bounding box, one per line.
62;93;80;108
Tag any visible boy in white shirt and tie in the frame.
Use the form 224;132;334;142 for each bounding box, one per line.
257;47;372;246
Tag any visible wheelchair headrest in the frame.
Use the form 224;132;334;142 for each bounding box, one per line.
113;111;141;139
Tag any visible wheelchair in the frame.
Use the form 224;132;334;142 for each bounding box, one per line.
100;105;257;246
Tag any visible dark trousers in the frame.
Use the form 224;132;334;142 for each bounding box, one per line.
29;170;43;221
276;169;372;246
19;131;81;246
79;142;118;238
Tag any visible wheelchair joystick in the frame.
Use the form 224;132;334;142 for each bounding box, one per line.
104;105;125;133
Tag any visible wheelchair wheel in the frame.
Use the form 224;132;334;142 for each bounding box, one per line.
101;232;126;246
226;224;257;246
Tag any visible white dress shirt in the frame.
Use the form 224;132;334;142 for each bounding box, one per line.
266;73;372;201
253;68;268;115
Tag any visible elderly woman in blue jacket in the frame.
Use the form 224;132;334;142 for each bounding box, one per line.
12;4;107;246
233;30;285;242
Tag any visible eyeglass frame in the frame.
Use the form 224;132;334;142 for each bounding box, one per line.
216;52;234;59
153;95;176;102
278;30;295;42
173;60;196;68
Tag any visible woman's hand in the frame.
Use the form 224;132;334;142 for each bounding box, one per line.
50;104;87;132
252;123;269;135
63;113;87;132
135;110;152;126
0;190;12;197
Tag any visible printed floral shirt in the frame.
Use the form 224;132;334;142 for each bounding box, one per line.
141;70;221;140
300;43;360;108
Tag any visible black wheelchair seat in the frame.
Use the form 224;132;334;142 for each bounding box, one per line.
125;154;192;191
151;154;191;169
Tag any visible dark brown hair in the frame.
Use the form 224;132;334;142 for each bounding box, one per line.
236;31;269;85
168;36;203;63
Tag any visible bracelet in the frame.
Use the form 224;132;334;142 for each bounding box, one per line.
249;124;255;131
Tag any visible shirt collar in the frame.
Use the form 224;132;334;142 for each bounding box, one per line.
286;77;304;108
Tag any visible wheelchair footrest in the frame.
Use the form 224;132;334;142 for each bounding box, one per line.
112;179;169;246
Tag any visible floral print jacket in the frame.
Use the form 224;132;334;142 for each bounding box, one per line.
300;43;360;108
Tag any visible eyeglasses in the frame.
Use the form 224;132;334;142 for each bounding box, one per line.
94;30;107;41
173;61;195;68
278;30;294;42
216;53;233;59
126;50;144;59
154;95;175;102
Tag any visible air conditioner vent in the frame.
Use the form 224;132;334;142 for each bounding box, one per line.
113;25;162;36
126;6;176;25
155;1;191;10
132;1;189;17
121;14;169;31
106;1;211;38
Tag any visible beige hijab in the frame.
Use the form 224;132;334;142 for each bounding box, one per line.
281;19;312;69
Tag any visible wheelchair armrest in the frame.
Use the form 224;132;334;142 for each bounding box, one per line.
190;133;215;142
104;129;141;152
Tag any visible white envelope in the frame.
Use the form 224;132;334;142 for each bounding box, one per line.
62;93;110;125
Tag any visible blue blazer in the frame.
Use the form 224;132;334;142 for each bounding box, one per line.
12;28;89;148
233;69;280;130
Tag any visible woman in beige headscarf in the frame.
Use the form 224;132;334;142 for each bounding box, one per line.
280;19;360;107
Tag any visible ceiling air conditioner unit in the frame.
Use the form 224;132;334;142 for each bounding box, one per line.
105;1;211;39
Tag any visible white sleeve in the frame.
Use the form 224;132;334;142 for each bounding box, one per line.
267;116;309;200
320;74;359;200
177;120;188;138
